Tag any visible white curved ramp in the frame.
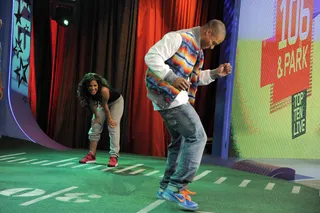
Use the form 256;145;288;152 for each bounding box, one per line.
0;0;68;151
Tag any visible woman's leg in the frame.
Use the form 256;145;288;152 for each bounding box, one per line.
107;96;124;166
79;105;106;163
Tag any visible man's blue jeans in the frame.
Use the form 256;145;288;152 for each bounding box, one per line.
158;102;207;191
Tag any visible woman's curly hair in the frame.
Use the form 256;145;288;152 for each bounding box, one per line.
77;72;109;107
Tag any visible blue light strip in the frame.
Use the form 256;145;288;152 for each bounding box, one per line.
7;0;34;142
212;0;241;159
220;0;241;159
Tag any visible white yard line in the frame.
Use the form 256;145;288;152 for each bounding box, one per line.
292;186;301;194
86;165;103;170
130;169;146;175
144;170;160;176
0;153;27;158
136;200;166;213
72;164;88;168
214;177;227;184
193;170;212;181
32;160;49;165
19;159;38;164
239;180;251;187
114;164;143;173
41;158;77;166
6;158;27;163
265;183;275;190
56;162;75;167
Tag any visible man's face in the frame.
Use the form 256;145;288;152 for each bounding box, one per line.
0;19;3;29
200;28;225;50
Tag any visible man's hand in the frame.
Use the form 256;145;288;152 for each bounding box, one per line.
172;77;191;91
217;63;232;77
108;118;117;128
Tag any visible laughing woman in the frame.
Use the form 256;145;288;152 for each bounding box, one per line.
77;73;124;167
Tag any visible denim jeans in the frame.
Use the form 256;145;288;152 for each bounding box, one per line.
88;96;124;157
158;102;207;191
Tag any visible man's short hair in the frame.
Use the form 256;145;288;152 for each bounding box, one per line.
204;19;226;37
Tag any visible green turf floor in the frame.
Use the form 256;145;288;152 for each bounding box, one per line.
0;137;319;213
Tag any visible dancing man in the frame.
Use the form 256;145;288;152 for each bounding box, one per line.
144;19;232;210
77;73;124;167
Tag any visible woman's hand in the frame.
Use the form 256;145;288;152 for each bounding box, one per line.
108;118;117;128
92;116;100;125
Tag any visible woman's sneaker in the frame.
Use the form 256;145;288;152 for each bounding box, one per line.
108;156;118;167
79;152;96;164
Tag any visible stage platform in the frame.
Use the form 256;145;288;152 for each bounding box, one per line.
0;136;319;213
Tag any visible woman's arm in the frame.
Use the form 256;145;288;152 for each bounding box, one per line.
89;101;99;117
101;87;111;119
101;87;117;127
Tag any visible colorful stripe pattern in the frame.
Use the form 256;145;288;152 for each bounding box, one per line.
146;32;204;105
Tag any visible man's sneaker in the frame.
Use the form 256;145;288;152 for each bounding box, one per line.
79;152;96;164
108;156;118;167
162;188;198;211
156;189;164;199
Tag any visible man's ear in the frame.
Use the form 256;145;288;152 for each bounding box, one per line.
206;28;212;36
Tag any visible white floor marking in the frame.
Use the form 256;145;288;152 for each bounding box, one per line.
86;165;103;170
0;188;34;196
197;211;215;213
31;160;49;165
214;177;227;184
193;170;212;181
20;186;78;206
56;162;75;167
0;188;46;197
292;186;301;194
0;157;16;161
101;167;115;172
144;170;160;176
129;169;146;175
42;158;77;166
6;158;27;163
159;174;164;178
0;153;26;158
136;200;165;213
72;164;87;168
115;164;143;173
19;159;38;164
265;183;275;190
239;180;251;187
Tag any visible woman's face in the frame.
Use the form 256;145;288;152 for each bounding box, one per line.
88;80;98;95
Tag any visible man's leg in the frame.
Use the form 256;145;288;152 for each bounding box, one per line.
162;103;207;210
159;136;183;190
156;108;183;199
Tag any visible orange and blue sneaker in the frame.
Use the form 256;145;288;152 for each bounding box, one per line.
162;188;198;211
157;189;164;199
